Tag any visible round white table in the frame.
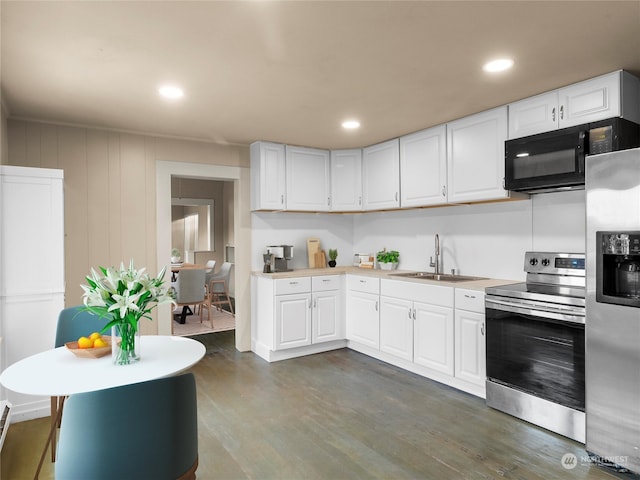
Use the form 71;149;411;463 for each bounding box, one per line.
0;335;206;396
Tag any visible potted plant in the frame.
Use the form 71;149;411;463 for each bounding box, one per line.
171;248;182;264
376;249;399;270
328;249;338;268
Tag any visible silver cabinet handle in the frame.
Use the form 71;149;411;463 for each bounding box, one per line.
358;196;362;206
442;186;446;197
281;194;284;205
290;281;298;285
560;105;564;120
552;107;556;122
412;308;416;320
408;308;412;319
375;301;378;311
464;294;476;299
327;197;330;206
395;192;398;202
481;322;485;336
313;298;317;308
359;279;366;284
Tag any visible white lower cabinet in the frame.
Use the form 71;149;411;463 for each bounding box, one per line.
454;289;486;388
311;276;344;343
275;292;311;350
253;274;345;362
379;296;413;361
346;275;380;349
380;279;454;372
413;301;455;375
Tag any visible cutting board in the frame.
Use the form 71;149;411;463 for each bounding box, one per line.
307;238;320;268
314;250;326;268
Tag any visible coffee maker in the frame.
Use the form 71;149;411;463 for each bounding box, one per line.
264;245;294;272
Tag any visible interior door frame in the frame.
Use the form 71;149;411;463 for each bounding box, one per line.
156;160;249;350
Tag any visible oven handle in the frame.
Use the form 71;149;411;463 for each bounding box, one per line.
485;297;585;325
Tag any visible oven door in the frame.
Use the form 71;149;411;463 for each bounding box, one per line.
485;296;585;411
505;125;586;192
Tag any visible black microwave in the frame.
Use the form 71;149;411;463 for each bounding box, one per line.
504;117;640;193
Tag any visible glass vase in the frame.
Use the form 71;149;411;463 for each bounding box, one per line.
111;320;140;365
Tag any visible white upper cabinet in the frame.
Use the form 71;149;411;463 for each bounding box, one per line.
400;125;448;207
447;106;508;203
285;145;331;211
362;139;400;210
330;149;363;211
508;71;640;139
250;141;286;211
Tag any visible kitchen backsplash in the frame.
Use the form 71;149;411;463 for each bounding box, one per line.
251;190;585;281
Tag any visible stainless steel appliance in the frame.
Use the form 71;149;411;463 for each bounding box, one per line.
265;245;293;272
586;148;640;474
485;252;586;442
505;117;640;193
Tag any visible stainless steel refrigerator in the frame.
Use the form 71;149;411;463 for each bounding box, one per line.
586;147;640;474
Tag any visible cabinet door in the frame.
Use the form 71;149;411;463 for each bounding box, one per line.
330;149;363;211
559;71;621;128
285;146;331;211
454;309;486;387
508;91;559;139
379;296;413;361
447;106;508;203
346;291;379;349
275;293;311;350
250;142;286;211
413;301;454;375
400;125;448;207
362;139;400;210
312;290;343;343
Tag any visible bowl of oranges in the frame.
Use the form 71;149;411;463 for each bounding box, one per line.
65;332;112;358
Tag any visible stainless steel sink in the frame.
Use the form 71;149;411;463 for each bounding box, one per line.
389;272;487;282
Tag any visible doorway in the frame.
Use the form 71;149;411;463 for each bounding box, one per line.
156;161;250;352
171;177;234;336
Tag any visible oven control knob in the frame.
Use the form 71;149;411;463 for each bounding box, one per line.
529;257;538;266
542;258;550;266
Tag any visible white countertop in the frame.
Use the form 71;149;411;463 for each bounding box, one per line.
252;266;520;291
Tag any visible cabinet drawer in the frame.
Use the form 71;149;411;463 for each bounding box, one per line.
275;277;311;295
312;275;341;292
346;274;380;295
455;288;485;313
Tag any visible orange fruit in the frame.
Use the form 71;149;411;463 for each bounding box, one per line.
89;332;102;341
77;336;93;349
93;337;108;348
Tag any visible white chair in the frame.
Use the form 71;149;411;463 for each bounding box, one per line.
202;262;234;325
204;260;216;273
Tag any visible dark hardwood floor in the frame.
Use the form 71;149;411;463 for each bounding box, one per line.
2;331;637;479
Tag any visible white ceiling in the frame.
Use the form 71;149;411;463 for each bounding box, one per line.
2;1;640;150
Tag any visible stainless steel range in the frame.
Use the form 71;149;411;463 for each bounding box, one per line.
485;252;586;443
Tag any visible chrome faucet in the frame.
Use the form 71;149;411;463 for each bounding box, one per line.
429;234;440;274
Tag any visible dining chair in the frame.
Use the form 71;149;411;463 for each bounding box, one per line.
202;262;234;326
48;306;109;462
204;259;216;273
55;373;199;480
173;268;206;328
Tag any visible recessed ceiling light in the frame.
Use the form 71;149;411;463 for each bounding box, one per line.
158;85;184;99
342;120;360;130
483;58;514;73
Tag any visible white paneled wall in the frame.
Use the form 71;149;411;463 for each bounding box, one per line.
252;190;586;282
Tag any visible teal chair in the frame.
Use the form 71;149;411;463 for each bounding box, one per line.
55;373;199;480
49;306;110;463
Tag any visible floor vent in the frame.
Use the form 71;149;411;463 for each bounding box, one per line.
0;400;11;451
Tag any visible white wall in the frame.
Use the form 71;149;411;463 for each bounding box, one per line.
251;212;354;271
251;190;586;282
